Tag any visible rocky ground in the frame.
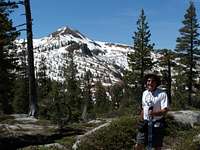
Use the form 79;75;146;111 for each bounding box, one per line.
0;114;84;149
1;111;200;150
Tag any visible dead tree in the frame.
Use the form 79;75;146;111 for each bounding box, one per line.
24;0;37;117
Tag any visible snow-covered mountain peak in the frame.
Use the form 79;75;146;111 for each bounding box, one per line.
50;26;86;40
16;26;135;85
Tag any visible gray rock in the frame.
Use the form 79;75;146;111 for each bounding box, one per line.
0;114;84;149
168;110;200;127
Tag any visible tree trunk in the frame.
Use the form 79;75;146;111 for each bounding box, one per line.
188;33;194;106
24;0;37;117
167;58;172;105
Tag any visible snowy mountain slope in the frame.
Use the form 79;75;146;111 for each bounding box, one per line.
16;26;133;85
16;26;200;86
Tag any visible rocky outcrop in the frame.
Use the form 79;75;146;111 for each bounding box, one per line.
168;110;200;127
0;114;84;149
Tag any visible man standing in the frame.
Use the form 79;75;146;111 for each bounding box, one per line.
135;74;169;150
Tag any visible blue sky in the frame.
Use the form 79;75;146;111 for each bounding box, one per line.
11;0;200;49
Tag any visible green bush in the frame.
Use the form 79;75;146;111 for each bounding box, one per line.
163;114;200;149
164;114;191;136
78;116;138;150
171;91;188;110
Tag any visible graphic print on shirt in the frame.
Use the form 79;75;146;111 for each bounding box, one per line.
143;91;154;120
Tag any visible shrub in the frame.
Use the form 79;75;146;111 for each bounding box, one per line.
164;114;191;136
163;114;200;149
78;116;138;150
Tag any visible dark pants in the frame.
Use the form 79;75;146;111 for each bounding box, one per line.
136;118;165;148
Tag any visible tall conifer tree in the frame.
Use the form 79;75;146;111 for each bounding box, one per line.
127;9;154;99
81;70;94;121
175;1;200;105
0;0;19;113
63;44;82;121
12;42;29;113
158;49;175;105
36;55;50;100
94;80;110;114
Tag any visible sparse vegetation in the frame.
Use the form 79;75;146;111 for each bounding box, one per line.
78;116;138;150
164;115;200;149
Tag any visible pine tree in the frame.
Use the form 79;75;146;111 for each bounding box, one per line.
127;9;154;99
94;80;110;114
175;1;200;106
63;45;82;121
0;0;19;113
81;70;94;121
36;55;50;100
46;81;71;127
12;42;29;113
12;77;29;113
36;54;51;116
110;82;124;110
158;49;175;105
173;57;189;109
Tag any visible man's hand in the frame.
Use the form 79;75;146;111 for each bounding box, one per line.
149;108;168;117
148;109;153;117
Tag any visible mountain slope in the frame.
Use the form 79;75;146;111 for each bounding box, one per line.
16;26;133;85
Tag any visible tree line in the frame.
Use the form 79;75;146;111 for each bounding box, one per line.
126;2;200;110
0;0;200;124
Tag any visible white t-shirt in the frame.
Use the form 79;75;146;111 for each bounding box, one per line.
142;88;168;121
